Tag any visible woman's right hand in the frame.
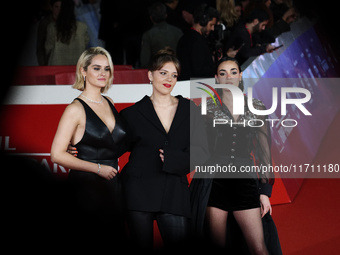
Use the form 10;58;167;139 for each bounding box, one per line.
66;144;117;180
98;164;118;180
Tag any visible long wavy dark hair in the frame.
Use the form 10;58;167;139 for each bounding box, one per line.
56;0;76;44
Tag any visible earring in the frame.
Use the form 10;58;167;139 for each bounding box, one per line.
84;76;86;82
150;80;152;84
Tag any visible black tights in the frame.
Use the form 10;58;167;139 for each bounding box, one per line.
127;210;189;250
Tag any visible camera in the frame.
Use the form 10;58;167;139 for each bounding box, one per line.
208;23;230;61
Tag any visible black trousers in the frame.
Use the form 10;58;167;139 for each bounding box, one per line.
127;210;189;250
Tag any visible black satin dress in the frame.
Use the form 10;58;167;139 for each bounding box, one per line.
68;97;127;218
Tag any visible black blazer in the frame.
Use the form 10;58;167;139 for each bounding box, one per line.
120;95;208;218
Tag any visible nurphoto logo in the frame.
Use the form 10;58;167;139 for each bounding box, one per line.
196;82;312;128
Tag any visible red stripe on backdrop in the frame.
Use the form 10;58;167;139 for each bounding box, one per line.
0;103;134;175
0;105;65;153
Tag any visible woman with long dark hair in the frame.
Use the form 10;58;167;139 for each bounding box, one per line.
190;56;279;254
45;0;89;65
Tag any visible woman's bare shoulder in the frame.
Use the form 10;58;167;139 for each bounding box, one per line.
62;99;85;119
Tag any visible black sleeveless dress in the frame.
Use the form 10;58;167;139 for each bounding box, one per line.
68;97;127;218
204;96;274;212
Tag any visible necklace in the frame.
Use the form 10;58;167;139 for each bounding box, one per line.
80;94;104;104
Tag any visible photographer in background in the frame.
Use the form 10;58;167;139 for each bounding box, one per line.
176;4;219;80
224;8;276;65
140;2;183;68
208;22;240;63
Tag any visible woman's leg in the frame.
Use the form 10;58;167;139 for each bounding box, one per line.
205;206;229;247
156;212;189;248
126;210;154;250
233;208;269;255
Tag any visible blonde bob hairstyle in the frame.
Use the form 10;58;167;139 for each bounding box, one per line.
73;47;114;94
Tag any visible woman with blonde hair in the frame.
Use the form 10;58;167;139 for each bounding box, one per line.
216;0;240;29
51;46;127;244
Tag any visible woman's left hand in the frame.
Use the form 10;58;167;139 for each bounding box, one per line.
260;194;272;218
159;149;164;162
67;144;78;157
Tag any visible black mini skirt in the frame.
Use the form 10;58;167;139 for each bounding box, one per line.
207;177;260;212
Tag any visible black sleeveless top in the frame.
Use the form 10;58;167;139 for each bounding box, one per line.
67;97;128;231
68;97;127;178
